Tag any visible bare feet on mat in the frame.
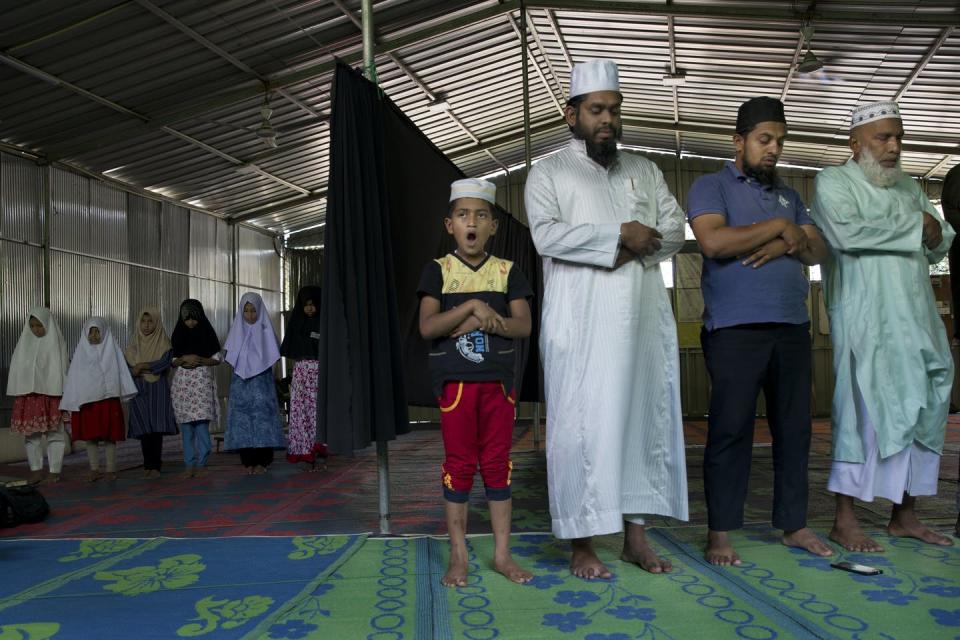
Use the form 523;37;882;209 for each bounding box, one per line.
192;467;206;477
254;465;267;475
40;473;60;485
705;530;742;566
86;470;103;483
782;528;834;557
888;516;954;547
828;523;884;553
104;472;118;482
570;539;612;580
181;469;195;479
244;466;255;475
494;552;533;584
622;526;672;573
442;553;469;588
27;470;44;485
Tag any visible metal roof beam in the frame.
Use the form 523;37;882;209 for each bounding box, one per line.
517;10;568;101
229;191;328;223
507;11;566;116
525;1;960;27
924;155;954;179
543;9;574;73
893;26;954;102
447;114;960;159
332;0;511;172
44;1;525;161
0;53;312;196
134;0;323;119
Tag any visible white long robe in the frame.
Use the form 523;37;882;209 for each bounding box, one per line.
525;139;689;539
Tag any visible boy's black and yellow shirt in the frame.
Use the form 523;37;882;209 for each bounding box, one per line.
417;252;533;397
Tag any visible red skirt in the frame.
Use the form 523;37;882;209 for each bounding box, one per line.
70;398;126;443
10;394;62;435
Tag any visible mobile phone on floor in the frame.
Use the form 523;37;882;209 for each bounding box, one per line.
831;561;882;576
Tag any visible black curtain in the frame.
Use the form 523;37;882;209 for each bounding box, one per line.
320;63;544;454
317;64;409;455
377;76;543;406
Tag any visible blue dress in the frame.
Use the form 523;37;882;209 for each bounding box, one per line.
127;350;178;438
224;369;285;450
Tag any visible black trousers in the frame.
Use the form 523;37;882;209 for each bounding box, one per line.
702;322;812;532
239;448;275;468
140;433;164;471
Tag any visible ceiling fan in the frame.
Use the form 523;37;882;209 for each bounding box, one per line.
200;91;281;148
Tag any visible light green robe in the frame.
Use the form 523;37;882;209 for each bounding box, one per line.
811;158;955;463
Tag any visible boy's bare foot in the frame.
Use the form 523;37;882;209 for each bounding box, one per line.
181;468;195;479
40;473;61;484
828;523;884;552
570;538;612;579
27;470;44;485
86;470;103;483
192;467;206;477
104;472;118;481
244;466;255;475
888;514;954;547
442;554;469;587
494;553;533;584
705;530;742;566
783;528;834;557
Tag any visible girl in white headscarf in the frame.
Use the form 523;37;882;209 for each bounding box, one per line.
223;292;285;474
60;317;138;482
7;308;69;484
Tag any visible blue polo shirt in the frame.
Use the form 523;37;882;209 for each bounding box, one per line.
687;162;813;331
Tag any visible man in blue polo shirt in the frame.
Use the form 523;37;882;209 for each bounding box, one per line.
688;96;833;566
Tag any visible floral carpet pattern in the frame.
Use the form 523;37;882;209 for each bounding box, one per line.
1;529;958;639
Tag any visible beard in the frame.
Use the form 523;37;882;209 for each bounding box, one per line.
858;146;904;188
572;118;621;167
742;150;779;186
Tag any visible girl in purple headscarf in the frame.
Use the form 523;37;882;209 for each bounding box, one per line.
223;292;286;474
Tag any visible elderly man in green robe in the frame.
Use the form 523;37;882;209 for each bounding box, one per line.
811;101;955;552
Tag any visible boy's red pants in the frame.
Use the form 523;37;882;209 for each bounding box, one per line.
439;381;515;503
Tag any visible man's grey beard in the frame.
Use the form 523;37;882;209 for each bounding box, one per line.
858;147;904;188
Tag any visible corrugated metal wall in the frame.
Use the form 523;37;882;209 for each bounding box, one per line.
0;151;282;461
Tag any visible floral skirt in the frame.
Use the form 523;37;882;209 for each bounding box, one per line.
11;394;62;435
286;360;327;463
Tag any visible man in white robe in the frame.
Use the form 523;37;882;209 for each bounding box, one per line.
811;101;955;552
525;59;689;577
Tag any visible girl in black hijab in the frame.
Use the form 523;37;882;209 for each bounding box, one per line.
280;286;326;470
170;299;222;478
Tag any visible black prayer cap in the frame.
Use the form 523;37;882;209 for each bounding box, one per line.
736;96;787;134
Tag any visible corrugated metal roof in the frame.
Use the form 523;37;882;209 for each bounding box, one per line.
1;0;958;236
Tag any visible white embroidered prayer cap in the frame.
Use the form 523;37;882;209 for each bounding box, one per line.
569;59;620;101
850;101;901;129
449;178;496;205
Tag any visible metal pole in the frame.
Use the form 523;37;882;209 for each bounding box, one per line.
520;2;541;449
361;0;391;536
533;402;541;451
520;2;532;173
41;164;52;307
